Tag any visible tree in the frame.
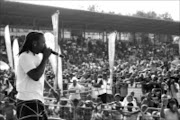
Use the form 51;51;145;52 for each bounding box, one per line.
159;12;173;21
87;5;98;12
108;11;115;14
133;11;173;21
132;11;173;44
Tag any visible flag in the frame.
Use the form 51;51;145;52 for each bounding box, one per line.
4;25;13;69
51;11;63;94
12;38;19;75
108;32;116;88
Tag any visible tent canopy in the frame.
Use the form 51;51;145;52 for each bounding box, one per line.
0;61;9;70
0;0;180;35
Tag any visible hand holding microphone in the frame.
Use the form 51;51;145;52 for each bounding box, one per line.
42;46;52;60
51;50;65;58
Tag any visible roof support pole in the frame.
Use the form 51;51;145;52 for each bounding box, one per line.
119;32;121;41
83;24;87;39
61;21;64;40
103;31;105;42
33;19;38;30
132;32;136;44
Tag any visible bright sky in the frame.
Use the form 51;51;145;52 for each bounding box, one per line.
10;0;180;21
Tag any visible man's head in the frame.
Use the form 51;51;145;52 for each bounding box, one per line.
130;92;135;97
19;32;45;55
141;104;148;112
114;93;121;101
127;95;133;102
146;92;152;100
73;79;77;86
167;98;179;112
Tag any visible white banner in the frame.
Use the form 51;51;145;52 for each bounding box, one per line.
51;11;63;94
4;25;14;69
12;38;19;75
108;32;116;88
44;32;63;94
44;32;56;73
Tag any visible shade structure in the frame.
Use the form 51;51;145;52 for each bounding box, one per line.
0;0;179;35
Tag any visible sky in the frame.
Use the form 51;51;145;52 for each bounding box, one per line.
9;0;180;21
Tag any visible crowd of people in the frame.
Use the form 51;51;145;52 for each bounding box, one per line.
0;34;180;120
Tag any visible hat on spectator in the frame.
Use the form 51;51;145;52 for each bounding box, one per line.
161;94;168;99
98;74;103;78
70;76;79;82
114;93;121;98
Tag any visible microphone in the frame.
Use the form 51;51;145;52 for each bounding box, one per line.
51;50;64;58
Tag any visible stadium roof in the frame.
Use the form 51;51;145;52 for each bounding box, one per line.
0;0;180;35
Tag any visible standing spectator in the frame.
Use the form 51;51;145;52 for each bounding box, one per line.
68;79;84;101
120;82;128;101
137;104;153;120
167;79;179;101
160;98;180;120
141;93;155;107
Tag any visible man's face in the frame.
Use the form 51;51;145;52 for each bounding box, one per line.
36;36;46;53
73;80;77;86
115;96;120;101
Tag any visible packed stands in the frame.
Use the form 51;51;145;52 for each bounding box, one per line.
0;33;180;120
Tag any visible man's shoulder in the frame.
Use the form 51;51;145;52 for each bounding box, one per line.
19;52;33;59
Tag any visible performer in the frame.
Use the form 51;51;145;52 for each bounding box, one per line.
16;32;57;120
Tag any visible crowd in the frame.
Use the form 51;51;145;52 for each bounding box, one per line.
0;34;180;120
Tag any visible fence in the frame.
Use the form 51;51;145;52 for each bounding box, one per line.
45;98;162;120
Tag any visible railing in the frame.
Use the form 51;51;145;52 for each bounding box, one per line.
45;97;162;120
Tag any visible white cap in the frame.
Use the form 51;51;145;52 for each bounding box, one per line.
70;76;79;82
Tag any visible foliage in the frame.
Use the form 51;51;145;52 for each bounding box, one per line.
133;11;173;21
87;5;98;12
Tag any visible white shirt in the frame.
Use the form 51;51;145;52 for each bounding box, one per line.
16;51;44;103
122;98;138;111
164;109;180;120
68;83;84;100
137;112;153;120
167;83;179;99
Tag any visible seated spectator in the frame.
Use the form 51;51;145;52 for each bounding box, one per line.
130;91;139;106
91;104;103;120
122;95;138;111
124;102;140;120
141;92;155;108
137;104;154;120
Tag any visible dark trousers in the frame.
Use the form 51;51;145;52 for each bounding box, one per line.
98;93;108;103
16;99;48;120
